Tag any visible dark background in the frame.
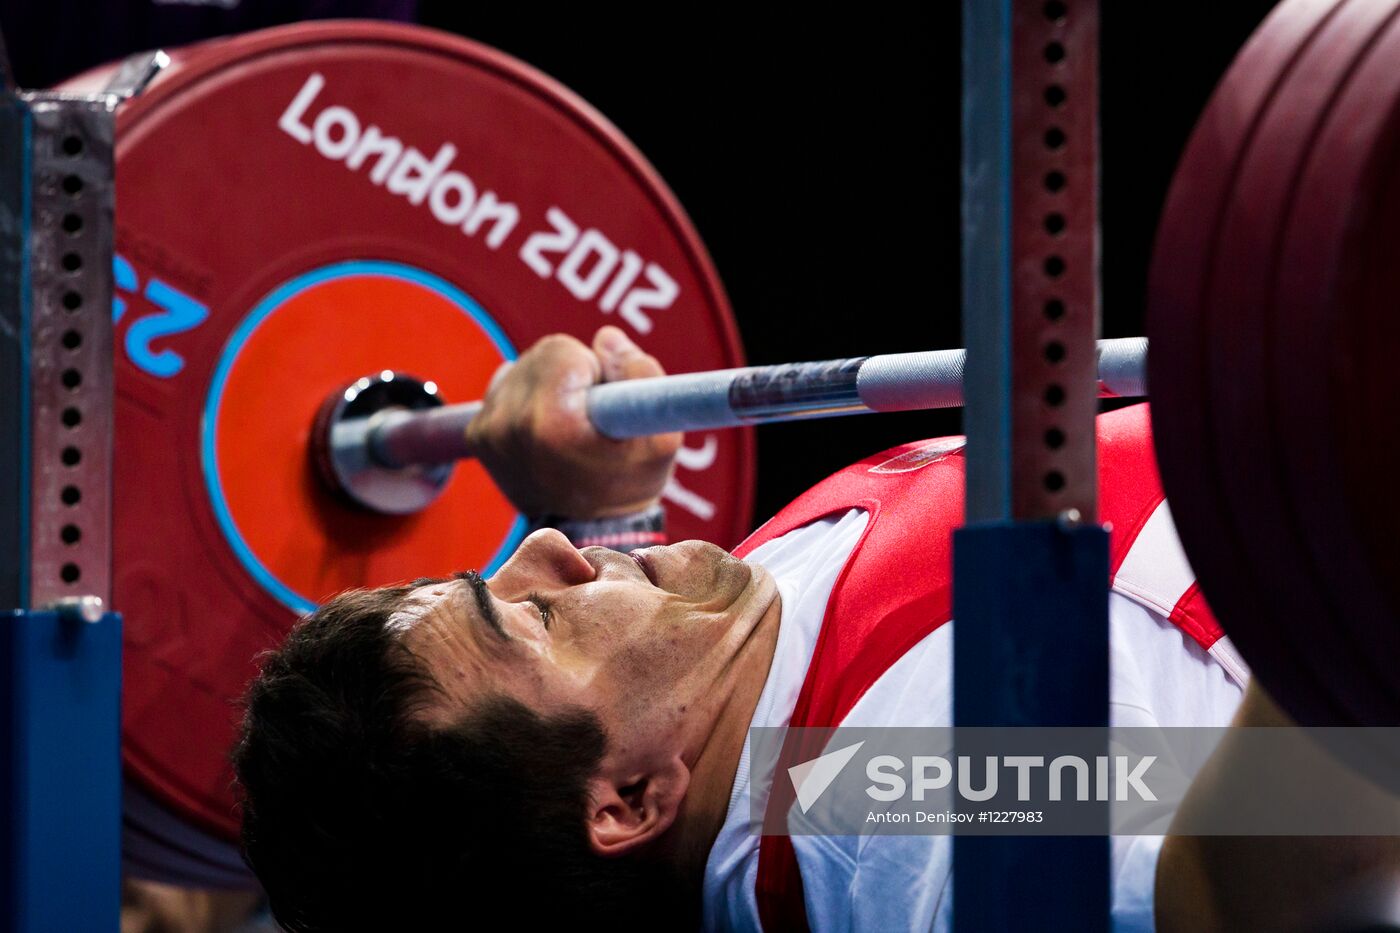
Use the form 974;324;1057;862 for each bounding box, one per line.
1;0;1280;524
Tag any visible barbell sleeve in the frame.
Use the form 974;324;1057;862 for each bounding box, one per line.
368;403;484;471
360;337;1147;468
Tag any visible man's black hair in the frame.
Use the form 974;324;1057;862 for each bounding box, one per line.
232;581;696;931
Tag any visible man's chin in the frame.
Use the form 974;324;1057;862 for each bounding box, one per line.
640;539;750;604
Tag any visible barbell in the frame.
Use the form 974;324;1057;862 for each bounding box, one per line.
312;337;1147;514
45;0;1400;878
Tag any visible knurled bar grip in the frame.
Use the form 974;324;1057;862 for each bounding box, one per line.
365;337;1147;468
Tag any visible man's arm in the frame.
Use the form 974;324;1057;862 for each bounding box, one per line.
1156;681;1400;931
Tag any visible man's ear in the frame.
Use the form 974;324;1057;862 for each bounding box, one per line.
586;756;690;857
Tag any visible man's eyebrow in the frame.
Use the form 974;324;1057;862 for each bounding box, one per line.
457;570;509;641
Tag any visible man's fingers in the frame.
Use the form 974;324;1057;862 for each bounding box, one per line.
526;333;600;397
648;430;684;462
591;327;677;460
593;325;665;382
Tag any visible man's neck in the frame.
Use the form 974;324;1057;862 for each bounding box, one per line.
657;593;784;884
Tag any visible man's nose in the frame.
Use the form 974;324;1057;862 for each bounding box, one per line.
489;528;597;592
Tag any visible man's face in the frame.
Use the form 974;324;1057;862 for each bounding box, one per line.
394;529;777;755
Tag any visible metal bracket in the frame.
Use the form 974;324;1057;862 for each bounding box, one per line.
101;50;170;102
19;93;119;609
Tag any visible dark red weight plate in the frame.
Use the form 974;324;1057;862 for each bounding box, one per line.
1151;0;1400;730
1271;8;1400;710
1149;0;1354;726
76;22;754;839
1201;0;1400;724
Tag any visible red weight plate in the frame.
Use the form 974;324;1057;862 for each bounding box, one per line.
1200;0;1400;724
1149;0;1354;725
95;22;754;838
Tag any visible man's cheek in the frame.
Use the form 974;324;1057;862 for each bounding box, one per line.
565;588;652;634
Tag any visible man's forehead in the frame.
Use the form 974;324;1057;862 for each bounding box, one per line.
384;578;467;636
390;579;501;690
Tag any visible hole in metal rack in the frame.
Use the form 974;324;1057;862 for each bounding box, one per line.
1044;298;1067;321
1044;384;1067;406
1044;42;1066;64
61;446;81;466
62;135;83;157
1044;427;1067;449
60;563;81;584
1045;84;1067;107
61;485;81;506
1044;171;1067;193
1044;127;1067;150
1044;212;1067;235
61;524;81;545
61;330;81;350
62;291;82;310
1043;470;1067;492
1044;255;1067;277
61;174;83;195
61;252;82;272
1044;341;1066;363
62;213;83;234
61;407;81;428
1043;0;1068;20
61;368;81;389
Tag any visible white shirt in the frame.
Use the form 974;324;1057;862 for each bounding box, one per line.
702;509;1246;932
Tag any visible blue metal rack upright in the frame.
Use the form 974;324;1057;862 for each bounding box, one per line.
955;0;1110;930
0;43;129;933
